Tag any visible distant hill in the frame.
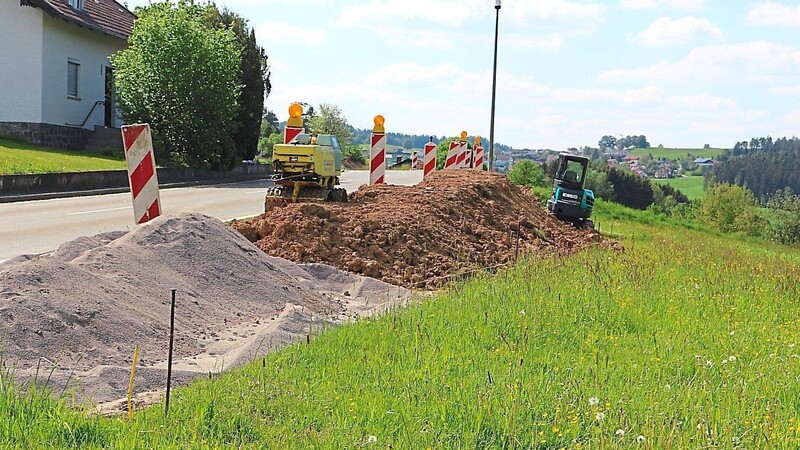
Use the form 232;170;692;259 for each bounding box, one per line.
349;127;511;152
631;147;727;161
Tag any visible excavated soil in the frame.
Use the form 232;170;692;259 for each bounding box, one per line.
0;213;409;407
232;170;619;289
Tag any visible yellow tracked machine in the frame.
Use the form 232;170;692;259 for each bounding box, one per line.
265;104;347;212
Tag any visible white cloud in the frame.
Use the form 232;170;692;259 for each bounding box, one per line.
768;85;800;96
504;33;566;50
367;63;460;85
337;0;487;28
504;0;607;25
255;21;327;48
748;1;800;27
782;110;800;127
634;16;723;46
337;0;606;29
619;0;706;11
600;41;800;83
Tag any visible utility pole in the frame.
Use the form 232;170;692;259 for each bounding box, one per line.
488;0;501;171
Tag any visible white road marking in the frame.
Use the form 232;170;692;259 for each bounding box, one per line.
0;259;8;264
68;206;132;216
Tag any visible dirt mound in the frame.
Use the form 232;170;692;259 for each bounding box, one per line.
232;170;617;289
0;213;409;406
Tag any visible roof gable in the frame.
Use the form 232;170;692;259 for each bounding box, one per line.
21;0;135;40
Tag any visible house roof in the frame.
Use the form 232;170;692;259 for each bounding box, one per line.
21;0;135;40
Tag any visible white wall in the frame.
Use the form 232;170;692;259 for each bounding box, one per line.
41;15;127;129
0;2;44;123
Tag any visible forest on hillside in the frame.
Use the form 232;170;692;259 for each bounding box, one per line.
709;136;800;200
349;127;512;152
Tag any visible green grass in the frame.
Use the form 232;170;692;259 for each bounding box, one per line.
2;215;800;448
631;147;726;160
653;176;707;199
0;137;126;175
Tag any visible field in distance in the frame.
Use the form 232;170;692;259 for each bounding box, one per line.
631;147;726;160
652;175;706;199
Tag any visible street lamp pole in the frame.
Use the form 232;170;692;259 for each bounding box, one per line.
488;0;501;171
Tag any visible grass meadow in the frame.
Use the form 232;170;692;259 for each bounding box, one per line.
652;176;706;200
631;148;726;161
2;212;800;448
0;137;126;175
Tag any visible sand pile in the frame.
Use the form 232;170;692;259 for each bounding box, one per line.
0;213;409;406
232;170;616;289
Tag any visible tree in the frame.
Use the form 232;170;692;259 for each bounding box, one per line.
307;103;352;147
261;110;280;137
584;169;613;199
606;168;654;209
700;183;761;235
508;160;548;188
599;135;617;152
256;131;282;159
112;2;241;170
204;7;271;160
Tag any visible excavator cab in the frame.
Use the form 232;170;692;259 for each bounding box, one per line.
547;153;595;228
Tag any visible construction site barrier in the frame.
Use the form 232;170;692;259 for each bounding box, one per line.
444;141;460;169
122;124;161;224
423;142;437;178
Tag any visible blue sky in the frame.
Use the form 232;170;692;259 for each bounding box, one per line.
124;0;800;150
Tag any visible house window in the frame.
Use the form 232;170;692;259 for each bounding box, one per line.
68;0;84;10
68;60;79;98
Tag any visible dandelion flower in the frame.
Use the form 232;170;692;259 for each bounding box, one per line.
367;435;377;444
520;309;526;316
595;412;605;421
706;360;713;368
729;355;737;362
615;429;625;437
664;384;671;390
637;435;646;443
589;396;599;406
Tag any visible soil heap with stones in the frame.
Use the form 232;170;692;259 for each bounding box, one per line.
233;170;617;290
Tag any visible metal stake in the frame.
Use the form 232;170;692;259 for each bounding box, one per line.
165;289;176;419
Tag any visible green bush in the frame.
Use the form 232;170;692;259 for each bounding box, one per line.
508;160;548;188
699;183;762;235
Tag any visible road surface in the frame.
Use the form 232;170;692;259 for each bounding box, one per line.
0;170;423;262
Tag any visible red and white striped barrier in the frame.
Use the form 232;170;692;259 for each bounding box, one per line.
121;124;161;224
444;140;460;169
474;145;485;170
455;141;467;168
411;151;418;170
423;141;436;178
370;115;386;185
284;126;303;144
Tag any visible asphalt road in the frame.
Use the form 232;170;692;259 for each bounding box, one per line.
0;170;423;263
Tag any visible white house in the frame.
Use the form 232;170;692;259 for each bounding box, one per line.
0;0;134;149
